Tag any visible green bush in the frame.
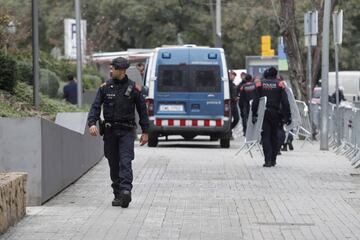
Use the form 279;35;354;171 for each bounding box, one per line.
0;53;17;92
39;52;76;81
83;74;102;90
40;68;60;98
16;61;33;85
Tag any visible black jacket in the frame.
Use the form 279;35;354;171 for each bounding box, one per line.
239;81;257;116
87;75;149;133
252;78;291;121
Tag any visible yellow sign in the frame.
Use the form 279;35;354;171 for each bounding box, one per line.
261;35;275;57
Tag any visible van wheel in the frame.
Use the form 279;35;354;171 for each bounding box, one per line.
220;138;230;148
148;133;158;147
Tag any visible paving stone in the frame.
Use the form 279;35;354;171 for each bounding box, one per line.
2;139;360;239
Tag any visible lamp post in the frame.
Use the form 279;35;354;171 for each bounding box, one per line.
75;0;83;108
32;0;40;109
320;0;331;150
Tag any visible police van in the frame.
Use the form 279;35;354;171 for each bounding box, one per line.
144;45;232;148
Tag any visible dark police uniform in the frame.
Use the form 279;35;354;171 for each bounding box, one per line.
230;80;239;129
239;79;257;135
88;58;149;207
238;79;247;134
252;68;291;167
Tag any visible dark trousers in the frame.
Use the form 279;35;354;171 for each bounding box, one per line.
239;104;249;136
231;101;240;129
261;111;280;165
277;127;286;152
104;128;135;194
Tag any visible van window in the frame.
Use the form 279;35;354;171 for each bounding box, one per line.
157;65;187;92
190;65;221;92
157;64;221;92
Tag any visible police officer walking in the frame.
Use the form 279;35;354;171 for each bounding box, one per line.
252;67;291;167
88;57;149;208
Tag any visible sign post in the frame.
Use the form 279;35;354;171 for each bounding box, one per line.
304;11;318;103
333;10;343;146
32;0;40;108
320;0;332;150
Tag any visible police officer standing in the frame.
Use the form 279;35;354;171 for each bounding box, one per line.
252;67;291;167
88;57;149;208
229;70;239;130
238;72;248;136
238;74;256;135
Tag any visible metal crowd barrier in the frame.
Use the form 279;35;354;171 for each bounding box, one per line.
292;100;313;146
235;97;267;158
324;104;360;168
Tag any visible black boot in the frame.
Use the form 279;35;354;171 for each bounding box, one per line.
263;162;272;167
112;194;122;207
281;144;288;151
119;190;132;208
271;161;276;167
288;142;294;151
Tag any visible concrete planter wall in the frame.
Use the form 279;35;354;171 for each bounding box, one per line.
0;173;27;234
0;113;103;206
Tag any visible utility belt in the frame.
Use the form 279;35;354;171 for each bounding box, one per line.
104;120;136;129
98;119;136;136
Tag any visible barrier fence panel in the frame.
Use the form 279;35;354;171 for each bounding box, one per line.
319;102;360;168
284;87;301;133
236;97;267;158
295;100;312;144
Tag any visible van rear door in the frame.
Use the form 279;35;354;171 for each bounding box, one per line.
187;64;223;117
155;64;188;117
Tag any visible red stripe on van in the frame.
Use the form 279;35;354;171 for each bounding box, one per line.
156;119;162;126
216;120;222;127
180;120;186;126
168;119;174;126
192;120;198;126
204;120;210;126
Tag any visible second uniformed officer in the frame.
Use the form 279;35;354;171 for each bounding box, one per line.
252;67;291;167
238;74;256;135
88;57;149;208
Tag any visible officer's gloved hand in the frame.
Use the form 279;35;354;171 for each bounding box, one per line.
286;118;292;126
252;115;258;124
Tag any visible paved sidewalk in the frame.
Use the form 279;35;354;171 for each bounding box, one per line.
2;139;360;240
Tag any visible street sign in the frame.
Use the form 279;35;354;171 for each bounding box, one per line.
304;11;318;36
64;18;87;60
304;35;317;47
261;35;275;57
304;11;318;47
277;37;288;71
332;10;343;45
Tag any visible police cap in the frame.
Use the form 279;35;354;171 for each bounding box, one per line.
111;57;130;70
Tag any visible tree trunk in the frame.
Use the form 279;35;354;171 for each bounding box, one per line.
311;0;339;89
279;0;340;101
279;0;307;101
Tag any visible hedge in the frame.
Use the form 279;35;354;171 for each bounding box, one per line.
0;53;17;92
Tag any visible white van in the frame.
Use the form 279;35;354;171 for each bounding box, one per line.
328;71;360;102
